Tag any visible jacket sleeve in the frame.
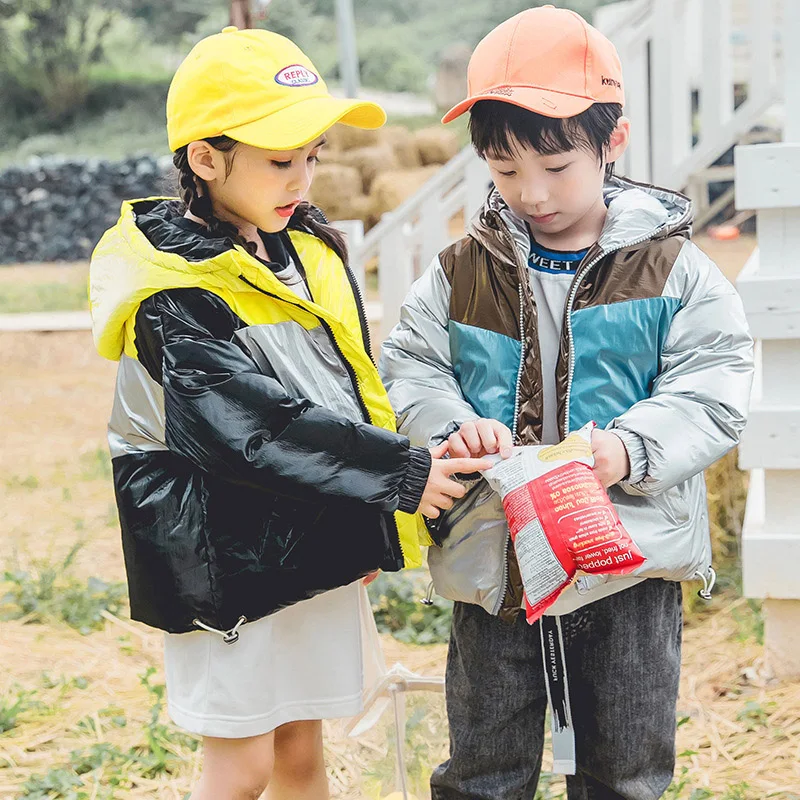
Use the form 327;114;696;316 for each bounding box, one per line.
608;240;754;496
134;288;431;512
379;256;480;446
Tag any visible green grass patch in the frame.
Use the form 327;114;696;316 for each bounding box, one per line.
0;274;89;313
368;568;453;645
0;94;169;169
79;448;112;482
0;685;42;733
19;669;199;798
1;542;127;634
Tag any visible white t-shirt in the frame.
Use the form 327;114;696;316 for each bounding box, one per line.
527;237;589;445
260;230;312;301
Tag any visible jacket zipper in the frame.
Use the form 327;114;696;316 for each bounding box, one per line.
511;282;526;442
495;281;526;614
291;206;374;360
343;262;374;362
493;222;531;615
237;275;407;563
561;250;608;438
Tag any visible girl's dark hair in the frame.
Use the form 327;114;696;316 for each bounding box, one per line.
173;135;349;265
469;101;624;180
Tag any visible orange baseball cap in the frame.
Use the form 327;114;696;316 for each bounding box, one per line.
442;5;624;124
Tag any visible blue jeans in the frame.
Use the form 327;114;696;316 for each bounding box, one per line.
430;579;683;800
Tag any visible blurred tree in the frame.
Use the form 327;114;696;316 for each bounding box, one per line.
0;0;115;123
260;0;618;94
120;0;220;43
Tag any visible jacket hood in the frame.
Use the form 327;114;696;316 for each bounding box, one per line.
90;198;252;361
469;175;693;271
89;198;323;362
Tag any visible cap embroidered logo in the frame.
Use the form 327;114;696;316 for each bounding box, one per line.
486;86;515;97
275;65;319;87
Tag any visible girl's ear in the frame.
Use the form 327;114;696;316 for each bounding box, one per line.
187;141;220;184
606;116;631;165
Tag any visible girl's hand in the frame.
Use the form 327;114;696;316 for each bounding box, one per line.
420;443;491;519
591;429;630;488
362;571;379;586
447;419;513;459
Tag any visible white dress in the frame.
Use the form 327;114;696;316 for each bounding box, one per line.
165;581;378;738
164;252;382;738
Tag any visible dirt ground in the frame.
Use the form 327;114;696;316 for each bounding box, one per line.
3;232;799;798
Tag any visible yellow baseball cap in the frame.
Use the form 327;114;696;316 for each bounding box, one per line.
167;26;386;152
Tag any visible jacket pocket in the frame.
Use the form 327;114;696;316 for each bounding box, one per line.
427;481;509;615
608;475;711;582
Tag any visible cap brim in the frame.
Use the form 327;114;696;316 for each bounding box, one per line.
223;95;387;151
442;86;595;123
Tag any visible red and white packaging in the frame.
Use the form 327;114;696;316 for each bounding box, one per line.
483;423;645;624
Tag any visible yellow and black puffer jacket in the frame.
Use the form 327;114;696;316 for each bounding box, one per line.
90;198;429;637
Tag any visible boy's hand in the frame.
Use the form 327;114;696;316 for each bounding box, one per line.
448;419;513;459
591;429;630;488
420;442;492;519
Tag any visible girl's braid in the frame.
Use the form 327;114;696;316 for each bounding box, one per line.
172;138;257;256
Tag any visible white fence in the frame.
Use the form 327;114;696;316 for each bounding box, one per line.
350;147;490;339
596;0;783;189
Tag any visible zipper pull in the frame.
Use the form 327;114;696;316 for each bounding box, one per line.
420;580;435;606
695;567;717;601
193;615;248;644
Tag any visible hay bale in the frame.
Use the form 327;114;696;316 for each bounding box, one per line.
308;163;364;219
338;145;400;193
325;193;373;225
325;123;384;152
369;166;440;223
382;125;422;168
414;127;460;166
348;194;374;224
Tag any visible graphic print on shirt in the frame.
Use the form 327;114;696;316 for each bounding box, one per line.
528;239;587;274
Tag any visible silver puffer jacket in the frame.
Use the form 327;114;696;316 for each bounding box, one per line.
380;178;755;618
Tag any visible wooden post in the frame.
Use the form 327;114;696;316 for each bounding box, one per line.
700;0;732;149
379;225;413;341
332;219;366;290
230;0;252;29
735;0;800;679
335;0;360;98
650;0;692;186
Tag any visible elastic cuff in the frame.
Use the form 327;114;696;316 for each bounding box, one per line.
397;446;432;514
609;428;648;485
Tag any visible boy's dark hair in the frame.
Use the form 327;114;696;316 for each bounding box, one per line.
173;136;348;265
469;101;624;180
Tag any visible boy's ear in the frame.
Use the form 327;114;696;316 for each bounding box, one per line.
606;116;631;165
187;140;222;184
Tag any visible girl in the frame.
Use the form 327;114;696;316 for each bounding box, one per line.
89;27;487;800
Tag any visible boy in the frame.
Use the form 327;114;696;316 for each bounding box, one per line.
380;6;754;799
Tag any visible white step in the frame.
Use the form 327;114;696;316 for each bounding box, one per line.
742;469;800;599
0;311;92;332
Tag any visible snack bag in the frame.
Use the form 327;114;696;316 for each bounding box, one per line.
483;422;645;624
